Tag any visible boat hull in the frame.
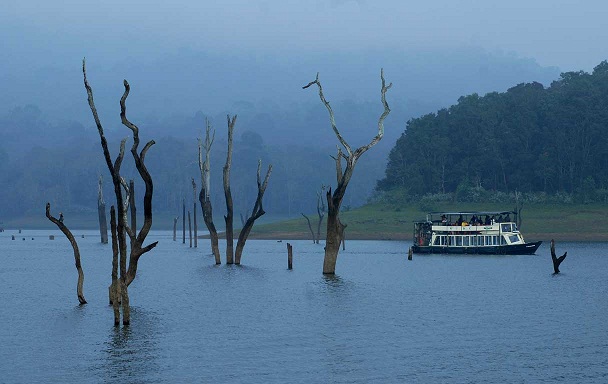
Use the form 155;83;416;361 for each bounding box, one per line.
412;241;542;255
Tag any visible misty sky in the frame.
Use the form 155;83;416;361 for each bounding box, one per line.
2;0;608;128
3;0;607;71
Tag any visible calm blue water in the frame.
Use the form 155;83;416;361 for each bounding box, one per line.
1;230;607;383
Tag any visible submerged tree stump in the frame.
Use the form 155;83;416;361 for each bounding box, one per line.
550;239;567;274
408;247;413;260
46;203;87;305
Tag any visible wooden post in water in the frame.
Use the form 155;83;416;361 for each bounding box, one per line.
408;247;413;260
287;242;293;270
188;211;192;248
182;199;186;244
173;217;178;241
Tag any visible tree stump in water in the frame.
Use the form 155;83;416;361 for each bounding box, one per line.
287;243;293;270
550;239;567;274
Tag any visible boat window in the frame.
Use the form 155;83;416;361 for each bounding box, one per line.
471;236;477;246
441;236;446;245
478;236;483;246
509;234;519;243
455;236;462;246
485;236;491;245
433;237;440;245
501;236;507;245
463;236;470;246
492;236;498;245
501;224;511;232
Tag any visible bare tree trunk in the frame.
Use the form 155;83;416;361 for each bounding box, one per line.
287;242;293;270
110;206;120;325
304;69;392;274
45;203;87;305
550;239;568;274
129;179;136;235
192;179;198;248
515;190;524;230
316;188;326;244
173;217;178;241
235;161;272;264
98;175;108;244
301;213;316;243
198;120;221;264
193;204;198;248
188;211;192;248
182;199;186;244
224;115;237;264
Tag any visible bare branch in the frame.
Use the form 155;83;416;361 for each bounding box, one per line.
304;72;352;155
353;68;392;158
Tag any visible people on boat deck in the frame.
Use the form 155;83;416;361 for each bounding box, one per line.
484;215;491;225
505;213;511;222
456;215;463;226
497;214;503;223
441;214;447;224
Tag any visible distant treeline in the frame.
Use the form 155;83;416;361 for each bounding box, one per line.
377;61;608;203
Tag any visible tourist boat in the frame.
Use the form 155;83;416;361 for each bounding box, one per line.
412;211;542;254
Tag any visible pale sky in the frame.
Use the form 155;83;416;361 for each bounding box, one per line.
2;0;607;71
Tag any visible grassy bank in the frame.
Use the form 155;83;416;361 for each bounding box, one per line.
4;203;608;242
248;203;608;242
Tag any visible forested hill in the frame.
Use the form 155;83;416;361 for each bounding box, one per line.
377;61;608;200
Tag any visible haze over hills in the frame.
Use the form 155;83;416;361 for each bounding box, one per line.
0;45;567;226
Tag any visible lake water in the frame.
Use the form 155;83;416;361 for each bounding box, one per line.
1;230;607;383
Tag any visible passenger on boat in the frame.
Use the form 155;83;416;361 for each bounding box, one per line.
456;215;463;226
484;215;491;225
497;214;503;223
505;213;511;222
441;215;447;225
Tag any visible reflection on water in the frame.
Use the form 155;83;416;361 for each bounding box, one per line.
99;308;161;384
1;234;607;383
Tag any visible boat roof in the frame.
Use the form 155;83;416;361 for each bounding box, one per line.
428;211;516;216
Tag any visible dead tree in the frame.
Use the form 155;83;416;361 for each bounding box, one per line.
188;211;192;247
223;115;237;264
84;59;158;325
173;217;178;241
198;118;221;264
301;213;316;243
515;190;523;229
98;176;108;244
110;206;120;325
303;69;392;274
234;160;272;265
46;203;87;305
191;178;198;248
550;239;567;274
316;186;326;244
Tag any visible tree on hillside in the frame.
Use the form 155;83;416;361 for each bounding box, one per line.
377;63;608;201
303;69;392;274
83;59;158;326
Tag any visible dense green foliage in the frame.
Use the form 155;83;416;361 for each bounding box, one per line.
378;61;608;201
